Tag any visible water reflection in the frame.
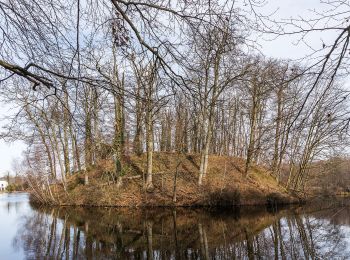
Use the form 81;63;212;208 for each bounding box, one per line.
0;193;29;259
11;203;350;260
0;193;27;213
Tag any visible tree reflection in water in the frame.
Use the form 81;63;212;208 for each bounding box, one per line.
13;205;350;259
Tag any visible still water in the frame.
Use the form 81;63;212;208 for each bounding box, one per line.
2;193;350;259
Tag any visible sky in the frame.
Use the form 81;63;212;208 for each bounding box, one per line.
0;103;27;177
0;0;344;176
254;0;341;59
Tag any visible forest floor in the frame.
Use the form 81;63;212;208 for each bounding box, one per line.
42;153;300;207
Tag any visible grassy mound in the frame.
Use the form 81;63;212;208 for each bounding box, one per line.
39;153;299;207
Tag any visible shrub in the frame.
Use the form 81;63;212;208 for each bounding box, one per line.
266;192;285;208
6;184;19;192
208;188;241;207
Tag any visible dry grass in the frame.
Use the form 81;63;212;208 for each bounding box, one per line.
38;153;298;207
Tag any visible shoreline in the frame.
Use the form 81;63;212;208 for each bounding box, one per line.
28;155;304;208
29;188;300;209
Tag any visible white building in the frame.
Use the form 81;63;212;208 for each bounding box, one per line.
0;181;8;191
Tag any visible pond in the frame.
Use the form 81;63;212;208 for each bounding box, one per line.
1;193;350;259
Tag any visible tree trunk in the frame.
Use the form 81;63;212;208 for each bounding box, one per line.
113;90;125;187
145;108;154;191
